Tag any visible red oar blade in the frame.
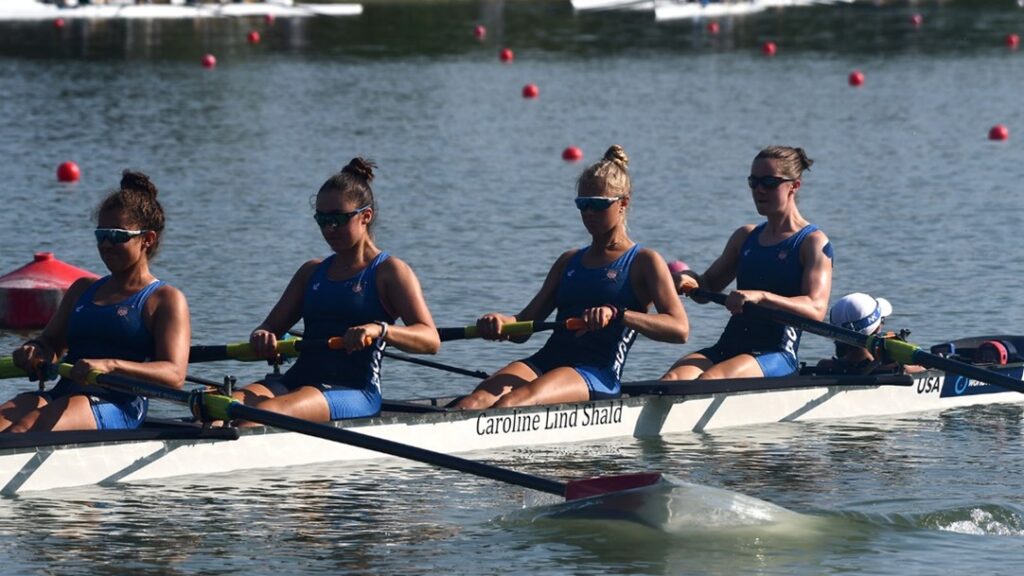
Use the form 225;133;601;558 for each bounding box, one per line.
564;472;663;501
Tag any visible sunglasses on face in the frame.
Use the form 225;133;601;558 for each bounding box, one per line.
747;175;796;190
574;196;623;212
94;228;148;245
314;205;371;229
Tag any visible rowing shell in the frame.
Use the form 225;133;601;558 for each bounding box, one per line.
2;365;1021;495
653;0;854;22
0;0;362;21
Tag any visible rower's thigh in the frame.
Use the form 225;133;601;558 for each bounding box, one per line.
13;395;97;433
699;355;765;379
662;353;713;381
232;382;279;406
254;386;331;423
495;367;589;408
453;362;539;410
0;393;48;431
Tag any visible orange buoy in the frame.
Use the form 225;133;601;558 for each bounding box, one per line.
499;48;514;63
562;146;583;162
707;21;720;35
201;54;217;69
522;83;539;99
848;70;865;87
762;41;777;56
56;161;80;183
0;253;99;329
247;30;261;45
474;25;487;41
989;124;1009;141
1007;33;1020;49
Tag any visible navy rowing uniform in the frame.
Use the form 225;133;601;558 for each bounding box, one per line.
700;222;833;376
42;277;165;429
279;252;393;419
520;244;644;398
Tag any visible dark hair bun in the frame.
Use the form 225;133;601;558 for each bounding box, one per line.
342;157;376;183
120;170;158;197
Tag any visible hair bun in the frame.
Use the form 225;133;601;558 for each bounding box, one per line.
342;157;376;183
120;170;158;197
602;145;629;169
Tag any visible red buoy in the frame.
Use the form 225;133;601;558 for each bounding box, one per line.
762;41;777;57
848;70;865;87
474;25;487;41
201;54;217;69
247;31;261;45
265;14;276;25
522;83;539;99
989;124;1009;141
499;48;514;63
910;13;923;28
707;21;720;35
562;146;583;162
1007;33;1020;49
54;18;66;29
56;161;80;183
0;253;99;329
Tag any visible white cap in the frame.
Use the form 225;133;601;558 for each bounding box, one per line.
829;293;893;335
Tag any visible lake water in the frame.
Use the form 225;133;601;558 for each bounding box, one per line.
1;0;1024;573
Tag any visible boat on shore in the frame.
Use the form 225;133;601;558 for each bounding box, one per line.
654;0;854;21
3;335;1022;495
0;0;362;21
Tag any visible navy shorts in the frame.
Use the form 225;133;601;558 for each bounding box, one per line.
520;350;621;400
267;380;381;420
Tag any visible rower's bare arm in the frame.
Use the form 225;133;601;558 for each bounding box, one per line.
503;250;574;342
13;277;93;369
755;230;833;321
625;249;688;343
700;225;754;293
257;260;318;336
378;257;440;354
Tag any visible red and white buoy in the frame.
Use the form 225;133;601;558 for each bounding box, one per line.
0;253;98;329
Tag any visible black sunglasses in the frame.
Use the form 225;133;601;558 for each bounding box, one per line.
94;228;149;245
747;175;796;190
574;196;623;212
314;205;371;229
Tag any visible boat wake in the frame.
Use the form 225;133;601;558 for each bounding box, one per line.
506;475;821;535
834;502;1024;537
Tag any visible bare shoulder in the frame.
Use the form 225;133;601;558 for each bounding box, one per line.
803;229;832;251
634;247;667;270
378;254;417;280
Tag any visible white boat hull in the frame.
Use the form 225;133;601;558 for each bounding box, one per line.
654;0;854;21
0;1;362;21
2;367;1021;494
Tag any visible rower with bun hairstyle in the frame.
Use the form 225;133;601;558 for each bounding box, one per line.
663;145;833;380
455;145;689;410
234;158;440;422
4;171;191;432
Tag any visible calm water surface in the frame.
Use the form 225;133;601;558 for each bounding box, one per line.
1;0;1024;573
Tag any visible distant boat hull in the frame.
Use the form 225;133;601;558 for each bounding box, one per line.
0;1;362;21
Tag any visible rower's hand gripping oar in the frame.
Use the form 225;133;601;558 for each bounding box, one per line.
436;318;586;342
59;363;661;501
688;287;1024;394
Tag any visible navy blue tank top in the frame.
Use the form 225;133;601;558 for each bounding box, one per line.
535;244;644;379
717;222;829;354
57;276;165;410
283;252;395;390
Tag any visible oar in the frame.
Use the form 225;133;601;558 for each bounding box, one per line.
1;357;23;379
189;337;339;363
691;288;1024;394
58;364;661;501
437;318;585;342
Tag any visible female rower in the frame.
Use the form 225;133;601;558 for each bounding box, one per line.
662;145;833;380
3;171;191;432
233;158;440;422
454;145;689;410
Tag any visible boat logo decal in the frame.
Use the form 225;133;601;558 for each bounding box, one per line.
940;366;1024;397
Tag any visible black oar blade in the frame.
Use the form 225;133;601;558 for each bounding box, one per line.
565;472;663;501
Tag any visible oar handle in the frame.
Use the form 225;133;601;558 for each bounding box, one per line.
438;318;585;342
189;336;354;363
